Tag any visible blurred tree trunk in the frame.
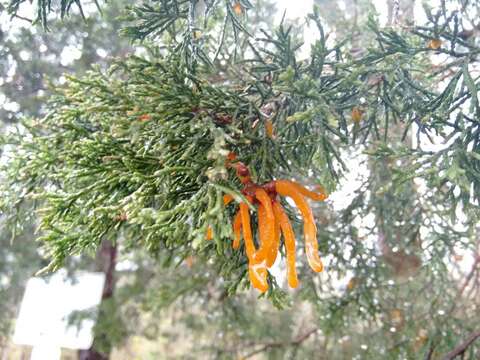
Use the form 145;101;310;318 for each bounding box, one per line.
376;0;421;278
78;240;117;360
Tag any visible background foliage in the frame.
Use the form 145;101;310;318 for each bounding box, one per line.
1;0;480;359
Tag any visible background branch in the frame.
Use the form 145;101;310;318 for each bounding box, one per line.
441;330;480;360
243;328;319;359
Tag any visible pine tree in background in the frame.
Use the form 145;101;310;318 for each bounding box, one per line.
0;1;133;357
1;0;480;359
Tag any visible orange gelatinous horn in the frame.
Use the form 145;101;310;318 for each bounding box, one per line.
223;194;234;205
266;209;280;268
249;261;268;293
206;226;213;241
272;201;299;288
290;181;328;201
239;196;268;292
232;210;242;249
275;180;324;273
239;197;255;259
256;203;278;268
257;204;268;256
303;220;323;272
253;188;275;263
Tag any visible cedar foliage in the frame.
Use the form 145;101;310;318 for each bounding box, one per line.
1;0;480;358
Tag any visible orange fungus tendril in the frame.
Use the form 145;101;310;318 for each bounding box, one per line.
239;196;268;292
248;261;268;293
265;211;281;268
206;226;213;241
239;197;255;259
232;210;242;249
223;194;234;205
290;181;328;201
273;201;299;288
275;180;324;273
253;188;275;262
256;204;268;257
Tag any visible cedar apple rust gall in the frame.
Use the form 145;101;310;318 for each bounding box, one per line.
205;153;328;292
